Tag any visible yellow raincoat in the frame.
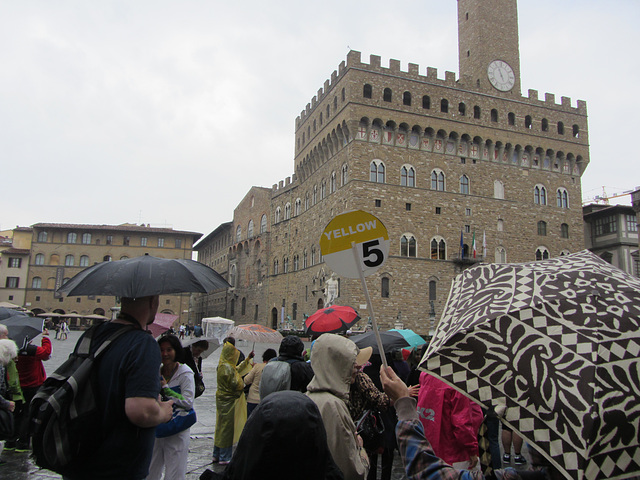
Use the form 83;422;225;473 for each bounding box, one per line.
214;342;253;448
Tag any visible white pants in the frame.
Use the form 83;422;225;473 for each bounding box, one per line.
147;430;190;480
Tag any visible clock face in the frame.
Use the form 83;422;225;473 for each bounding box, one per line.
487;60;515;92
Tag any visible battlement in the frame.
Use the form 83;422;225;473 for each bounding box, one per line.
272;174;298;195
295;51;587;127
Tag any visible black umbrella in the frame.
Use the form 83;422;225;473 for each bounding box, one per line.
0;314;44;348
0;306;26;321
350;330;410;355
57;254;231;298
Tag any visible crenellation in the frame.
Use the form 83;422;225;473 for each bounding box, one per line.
346;50;361;66
408;63;419;76
445;71;456;84
561;96;571;108
323;80;330;95
311;96;317;108
545;93;555;105
331;70;338;83
528;89;539;101
389;58;401;72
427;66;438;79
370;54;381;68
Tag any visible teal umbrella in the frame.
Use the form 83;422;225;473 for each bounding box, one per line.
389;329;426;350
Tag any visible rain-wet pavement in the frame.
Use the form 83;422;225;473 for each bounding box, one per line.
0;330;526;479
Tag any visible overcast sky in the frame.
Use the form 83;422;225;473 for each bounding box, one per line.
2;0;639;236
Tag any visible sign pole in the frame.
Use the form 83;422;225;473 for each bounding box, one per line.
351;241;388;369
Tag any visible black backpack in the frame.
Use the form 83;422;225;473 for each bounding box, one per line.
30;323;134;474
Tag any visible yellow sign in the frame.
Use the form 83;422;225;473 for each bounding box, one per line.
320;210;390;278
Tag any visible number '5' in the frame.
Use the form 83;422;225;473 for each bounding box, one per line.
362;240;383;267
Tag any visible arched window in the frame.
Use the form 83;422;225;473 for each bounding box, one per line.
573;125;580;138
363;84;372;98
401;166;415;187
82;233;92;244
431;238;446;260
497;219;504;231
491;109;498;122
230;264;237;286
403;91;411;106
383;88;392;102
236;225;242;242
313;185;318;205
440;99;449;113
458;102;466;116
79;255;90;267
536;247;550;261
283;256;289;273
330;172;337;193
248;220;254;237
273;259;279;275
508;112;515;125
561;223;569;238
431;170;445;191
311;247;316;266
67;232;77;244
422;95;431;109
537;221;547;236
320;181;326;199
284;203;291;220
557;122;565;135
303;249;308;269
534;185;547;205
495;247;507;263
401;235;417;257
525;115;532;129
370;160;385;183
341;164;348;186
474;106;481;119
460;175;470;195
494;180;505;199
556;188;569;208
294;199;301;216
35;253;45;265
275;207;281;223
32;277;42;289
37;231;48;242
65;255;75;266
381;277;390;298
293;255;299;271
260;214;267;233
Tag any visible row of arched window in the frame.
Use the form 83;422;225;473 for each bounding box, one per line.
362;84;581;137
236;215;268;243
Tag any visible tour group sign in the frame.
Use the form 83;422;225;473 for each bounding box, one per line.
320;210;390;365
319;210;390;279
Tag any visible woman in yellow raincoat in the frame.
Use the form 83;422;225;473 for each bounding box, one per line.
213;339;254;464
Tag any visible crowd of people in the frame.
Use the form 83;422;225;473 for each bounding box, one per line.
0;310;589;480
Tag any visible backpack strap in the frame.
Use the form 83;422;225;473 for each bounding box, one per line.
75;324;136;359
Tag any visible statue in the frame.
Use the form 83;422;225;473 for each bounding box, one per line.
324;273;339;307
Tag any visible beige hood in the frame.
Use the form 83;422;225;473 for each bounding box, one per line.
307;333;357;401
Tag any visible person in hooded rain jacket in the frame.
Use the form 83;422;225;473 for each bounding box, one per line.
213;340;254;464
214;390;344;480
307;333;371;480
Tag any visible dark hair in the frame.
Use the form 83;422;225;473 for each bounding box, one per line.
279;335;304;357
193;340;210;350
223;336;236;346
263;348;277;362
158;334;185;363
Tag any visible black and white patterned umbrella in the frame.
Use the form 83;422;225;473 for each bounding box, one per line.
420;250;640;480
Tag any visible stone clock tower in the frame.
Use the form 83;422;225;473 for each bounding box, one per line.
458;0;521;95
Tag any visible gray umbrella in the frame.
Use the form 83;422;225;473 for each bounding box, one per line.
57;254;230;298
0;314;44;348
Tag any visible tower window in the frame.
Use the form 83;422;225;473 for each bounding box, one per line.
525;116;532;129
422;95;431;109
363;84;372;99
573;124;580;138
557;122;565;135
441;99;449;113
508;112;515;125
542;118;549;131
474;106;481;119
403;91;411;106
491;109;498;122
383;88;392;102
458;103;466;116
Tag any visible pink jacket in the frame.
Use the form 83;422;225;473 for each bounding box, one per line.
416;372;483;465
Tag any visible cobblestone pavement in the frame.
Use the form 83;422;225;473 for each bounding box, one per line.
0;330;525;479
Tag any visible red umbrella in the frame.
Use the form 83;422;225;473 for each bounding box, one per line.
305;306;361;335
